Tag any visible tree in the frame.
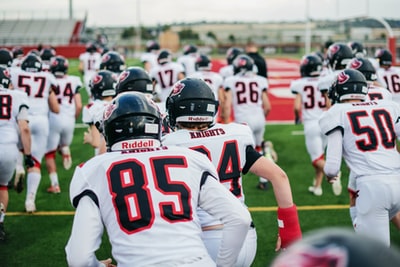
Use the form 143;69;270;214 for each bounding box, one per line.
121;27;136;39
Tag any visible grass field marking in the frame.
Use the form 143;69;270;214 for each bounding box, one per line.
7;204;349;216
291;130;305;135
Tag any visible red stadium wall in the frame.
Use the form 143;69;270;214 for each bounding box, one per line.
4;44;86;59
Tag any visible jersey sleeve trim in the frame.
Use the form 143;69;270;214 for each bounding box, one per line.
72;189;99;209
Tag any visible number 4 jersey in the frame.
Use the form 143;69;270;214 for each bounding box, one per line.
319;100;400;177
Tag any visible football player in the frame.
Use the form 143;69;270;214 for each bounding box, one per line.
163;78;302;265
140;40;160;72
39;47;56;72
99;51;126;75
177;44;199;76
65;92;252;266
320;69;400;246
0;66;33;240
219;47;244;80
222;54;277;190
149;49;185;105
375;48;400;103
9;54;59;213
82;70;116;156
44;56;82;193
291;54;328;196
79;42;101;100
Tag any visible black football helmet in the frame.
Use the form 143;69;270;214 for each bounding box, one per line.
300;54;322;77
0;66;11;89
89;70;117;100
116;67;153;95
0;48;13;67
271;227;400;267
347;41;366;58
375;48;392;66
86;42;98;53
346;57;377;82
233;54;254;75
12;46;24;59
103;92;162;150
157;49;172;65
21;54;42;72
327;43;354;70
100;51;125;73
40;47;56;61
146;40;160;52
226;47;244;65
166;78;218;128
183;44;198;55
195;54;212;71
329;69;368;103
50;56;69;76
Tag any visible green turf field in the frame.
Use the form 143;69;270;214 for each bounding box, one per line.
1;59;399;266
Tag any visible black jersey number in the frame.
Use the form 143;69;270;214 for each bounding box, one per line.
348;109;396;151
191;140;242;197
107;157;192;234
303;85;326;109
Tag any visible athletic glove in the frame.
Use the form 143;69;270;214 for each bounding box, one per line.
24;154;35;168
277;205;302;249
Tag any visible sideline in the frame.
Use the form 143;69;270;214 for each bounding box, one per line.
7;204;349;216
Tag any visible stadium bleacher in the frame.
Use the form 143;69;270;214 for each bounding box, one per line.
0;18;81;46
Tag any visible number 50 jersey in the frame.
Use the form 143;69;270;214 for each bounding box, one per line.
319;100;400;177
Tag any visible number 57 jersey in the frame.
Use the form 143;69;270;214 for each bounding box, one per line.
319;100;400;177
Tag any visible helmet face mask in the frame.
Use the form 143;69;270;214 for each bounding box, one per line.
166;78;218;128
103;92;162;150
90;70;117;100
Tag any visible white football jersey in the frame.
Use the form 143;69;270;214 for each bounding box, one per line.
291;76;327;121
365;83;392;101
219;65;234;80
149;62;185;102
140;52;158;71
162;122;255;226
54;75;82;118
79;51;101;74
10;68;57;116
0;88;29;144
177;54;198;76
189;70;223;100
68;145;250;266
376;66;400;103
224;72;268;126
82;99;111;125
319;100;400;177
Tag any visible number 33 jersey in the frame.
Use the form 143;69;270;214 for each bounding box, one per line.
319;100;400;177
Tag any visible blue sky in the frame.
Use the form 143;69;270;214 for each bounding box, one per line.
3;0;400;26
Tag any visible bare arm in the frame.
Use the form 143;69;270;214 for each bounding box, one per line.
48;90;60;113
74;93;83;120
18;119;31;156
262;90;271;118
221;90;232;123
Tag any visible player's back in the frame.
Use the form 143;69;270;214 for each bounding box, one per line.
79;52;101;74
162;122;254;202
224;73;267;123
177;54;197;76
189;71;223;99
150;62;184;101
376;66;400;102
55;75;82;117
320;100;400;177
10;68;56;116
0;88;28;144
291;76;327;121
69;145;217;266
366;84;392;101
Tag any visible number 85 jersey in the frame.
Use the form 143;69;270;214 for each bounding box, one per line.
319;100;400;177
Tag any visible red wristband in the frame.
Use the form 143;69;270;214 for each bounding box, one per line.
277;205;302;248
